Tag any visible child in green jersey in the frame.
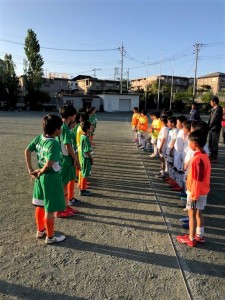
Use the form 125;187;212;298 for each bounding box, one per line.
25;115;66;244
57;105;79;218
79;121;94;196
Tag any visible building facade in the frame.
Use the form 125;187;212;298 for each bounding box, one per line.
197;72;225;94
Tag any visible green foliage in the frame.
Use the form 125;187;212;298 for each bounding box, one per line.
24;29;44;109
201;91;214;103
0;55;20;107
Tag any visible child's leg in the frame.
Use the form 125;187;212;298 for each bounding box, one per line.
80;176;87;191
35;206;45;232
188;208;197;240
68;179;75;201
44;212;55;238
64;184;69;206
196;209;204;237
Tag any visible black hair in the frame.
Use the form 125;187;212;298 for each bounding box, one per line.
80;112;89;122
80;121;91;133
42;115;62;135
133;107;138;112
177;115;187;123
160;115;168;124
153;111;161;118
188;130;207;148
210;95;219;104
141;109;147;115
183;120;192;132
59;105;77;118
75;112;81;124
191;120;209;134
168;116;177;125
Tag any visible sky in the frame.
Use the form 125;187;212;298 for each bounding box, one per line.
0;0;225;81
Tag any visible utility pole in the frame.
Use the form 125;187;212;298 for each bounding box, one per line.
157;51;162;110
114;67;119;81
119;43;124;94
193;43;202;102
126;68;129;90
92;68;101;78
170;60;174;111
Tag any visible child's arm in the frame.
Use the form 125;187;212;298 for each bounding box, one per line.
32;160;55;178
169;140;176;156
159;138;166;153
24;148;37;179
65;144;77;166
85;151;94;165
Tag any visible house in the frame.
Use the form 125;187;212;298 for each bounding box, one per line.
62;94;102;111
75;78;121;94
130;75;194;92
98;93;139;112
197;72;225;94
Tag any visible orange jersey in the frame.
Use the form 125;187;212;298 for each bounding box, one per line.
131;112;140;127
186;151;211;200
138;115;148;132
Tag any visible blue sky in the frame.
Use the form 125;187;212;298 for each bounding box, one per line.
0;0;225;80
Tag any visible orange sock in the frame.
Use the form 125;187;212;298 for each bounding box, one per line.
68;180;75;200
35;207;45;231
44;218;54;238
80;177;87;191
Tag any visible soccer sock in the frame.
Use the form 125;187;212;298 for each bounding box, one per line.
35;207;45;232
68;180;75;201
196;227;204;237
44;217;54;238
153;144;158;156
80;177;87;190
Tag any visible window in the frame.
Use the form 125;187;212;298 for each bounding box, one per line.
211;77;216;82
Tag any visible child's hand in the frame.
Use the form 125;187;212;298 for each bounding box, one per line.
30;169;41;179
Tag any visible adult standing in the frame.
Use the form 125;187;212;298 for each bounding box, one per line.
190;103;201;121
208;96;223;162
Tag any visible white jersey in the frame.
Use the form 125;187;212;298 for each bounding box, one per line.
166;128;178;155
174;129;185;152
157;127;169;150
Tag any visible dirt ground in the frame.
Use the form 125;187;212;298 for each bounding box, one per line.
0;111;224;300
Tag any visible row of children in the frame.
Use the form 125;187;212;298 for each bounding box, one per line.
131;107;211;247
25;105;97;244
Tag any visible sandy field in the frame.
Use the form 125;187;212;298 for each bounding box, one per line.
0;111;224;300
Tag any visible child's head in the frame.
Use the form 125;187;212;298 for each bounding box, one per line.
80;121;91;133
80;112;89;123
167;116;177;128
191;121;209;135
141;109;147;116
42;114;62;136
59;105;77;121
176;115;187;129
68;121;75;130
133;107;138;113
210;95;219;107
188;130;207;150
160;116;168;126
152;111;161;119
183;120;192;134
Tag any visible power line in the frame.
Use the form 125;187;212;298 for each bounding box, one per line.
0;38;119;52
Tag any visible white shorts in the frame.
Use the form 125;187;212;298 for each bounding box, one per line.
174;151;182;171
186;191;207;210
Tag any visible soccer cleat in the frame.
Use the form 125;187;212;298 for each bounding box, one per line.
176;234;196;247
67;206;79;214
179;217;189;223
195;235;205;244
172;186;183;191
36;230;46;238
79;189;93;196
56;210;73;218
69;198;81;206
182;223;189;229
45;235;66;244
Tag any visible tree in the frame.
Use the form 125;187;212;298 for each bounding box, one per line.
24;29;44;109
3;54;20;107
201;91;213;103
0;56;20;108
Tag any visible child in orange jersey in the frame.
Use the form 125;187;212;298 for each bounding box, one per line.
137;110;148;150
131;107;140;142
177;130;211;247
149;111;162;158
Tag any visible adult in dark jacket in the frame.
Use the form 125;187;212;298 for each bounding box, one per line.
208;96;223;162
190;104;201;121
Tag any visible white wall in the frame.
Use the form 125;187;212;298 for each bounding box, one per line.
98;94;139;112
63;96;101;111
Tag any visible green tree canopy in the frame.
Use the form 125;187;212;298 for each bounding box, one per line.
24;29;44;109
